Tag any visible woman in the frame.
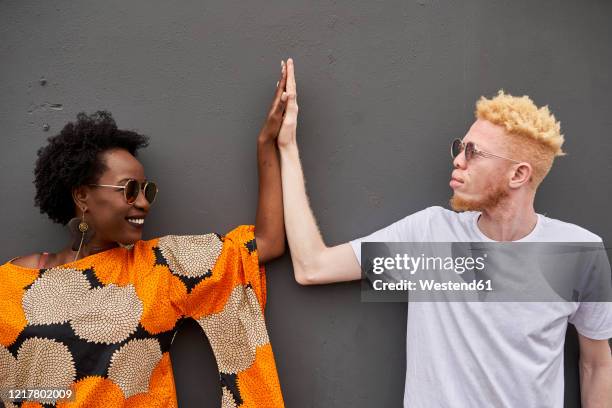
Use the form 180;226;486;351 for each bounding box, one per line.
0;62;290;407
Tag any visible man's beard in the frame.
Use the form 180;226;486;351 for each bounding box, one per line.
450;184;509;212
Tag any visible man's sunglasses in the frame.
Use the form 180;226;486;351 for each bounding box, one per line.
450;138;521;164
89;179;158;205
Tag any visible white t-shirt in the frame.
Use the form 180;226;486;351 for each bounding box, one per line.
350;206;612;408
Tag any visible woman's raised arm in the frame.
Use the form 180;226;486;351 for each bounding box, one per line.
253;60;289;263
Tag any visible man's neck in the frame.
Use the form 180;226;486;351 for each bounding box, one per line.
477;201;538;242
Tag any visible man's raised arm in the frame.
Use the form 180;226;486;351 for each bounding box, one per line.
276;59;361;285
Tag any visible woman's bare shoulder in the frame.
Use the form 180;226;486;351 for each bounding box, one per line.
8;253;41;268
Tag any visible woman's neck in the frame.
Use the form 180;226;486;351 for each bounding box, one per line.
54;240;119;265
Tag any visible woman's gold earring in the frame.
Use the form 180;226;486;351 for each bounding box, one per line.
68;207;94;261
78;212;89;233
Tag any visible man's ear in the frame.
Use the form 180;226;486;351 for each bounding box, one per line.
509;162;533;189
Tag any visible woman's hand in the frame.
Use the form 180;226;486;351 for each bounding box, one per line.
277;58;298;149
257;60;288;145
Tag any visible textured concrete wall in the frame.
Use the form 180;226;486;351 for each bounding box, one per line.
1;1;611;406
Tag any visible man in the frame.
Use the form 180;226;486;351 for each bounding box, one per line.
276;59;612;407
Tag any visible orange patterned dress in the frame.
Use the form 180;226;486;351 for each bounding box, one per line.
0;225;284;407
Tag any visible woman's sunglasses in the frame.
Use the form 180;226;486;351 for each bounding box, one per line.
89;179;158;205
450;138;521;164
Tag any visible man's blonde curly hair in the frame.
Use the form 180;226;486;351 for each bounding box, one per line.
476;90;564;187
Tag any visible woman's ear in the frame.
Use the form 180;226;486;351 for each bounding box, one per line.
71;186;89;213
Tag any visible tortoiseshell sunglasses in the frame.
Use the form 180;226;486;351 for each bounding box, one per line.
89;179;158;205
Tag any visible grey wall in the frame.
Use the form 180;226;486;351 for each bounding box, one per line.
1;0;611;406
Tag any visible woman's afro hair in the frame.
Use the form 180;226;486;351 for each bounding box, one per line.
34;111;149;225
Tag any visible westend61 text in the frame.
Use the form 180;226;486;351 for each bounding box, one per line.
372;279;493;291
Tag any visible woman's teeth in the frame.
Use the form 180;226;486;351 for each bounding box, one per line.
127;218;144;225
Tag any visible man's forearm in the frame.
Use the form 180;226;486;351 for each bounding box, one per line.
580;360;612;407
254;138;285;263
279;142;326;283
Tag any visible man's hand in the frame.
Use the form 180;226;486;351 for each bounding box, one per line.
257;60;288;144
278;58;298;148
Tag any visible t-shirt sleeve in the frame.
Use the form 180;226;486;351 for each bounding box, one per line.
155;225;266;319
569;302;612;340
350;206;435;265
568;242;612;340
